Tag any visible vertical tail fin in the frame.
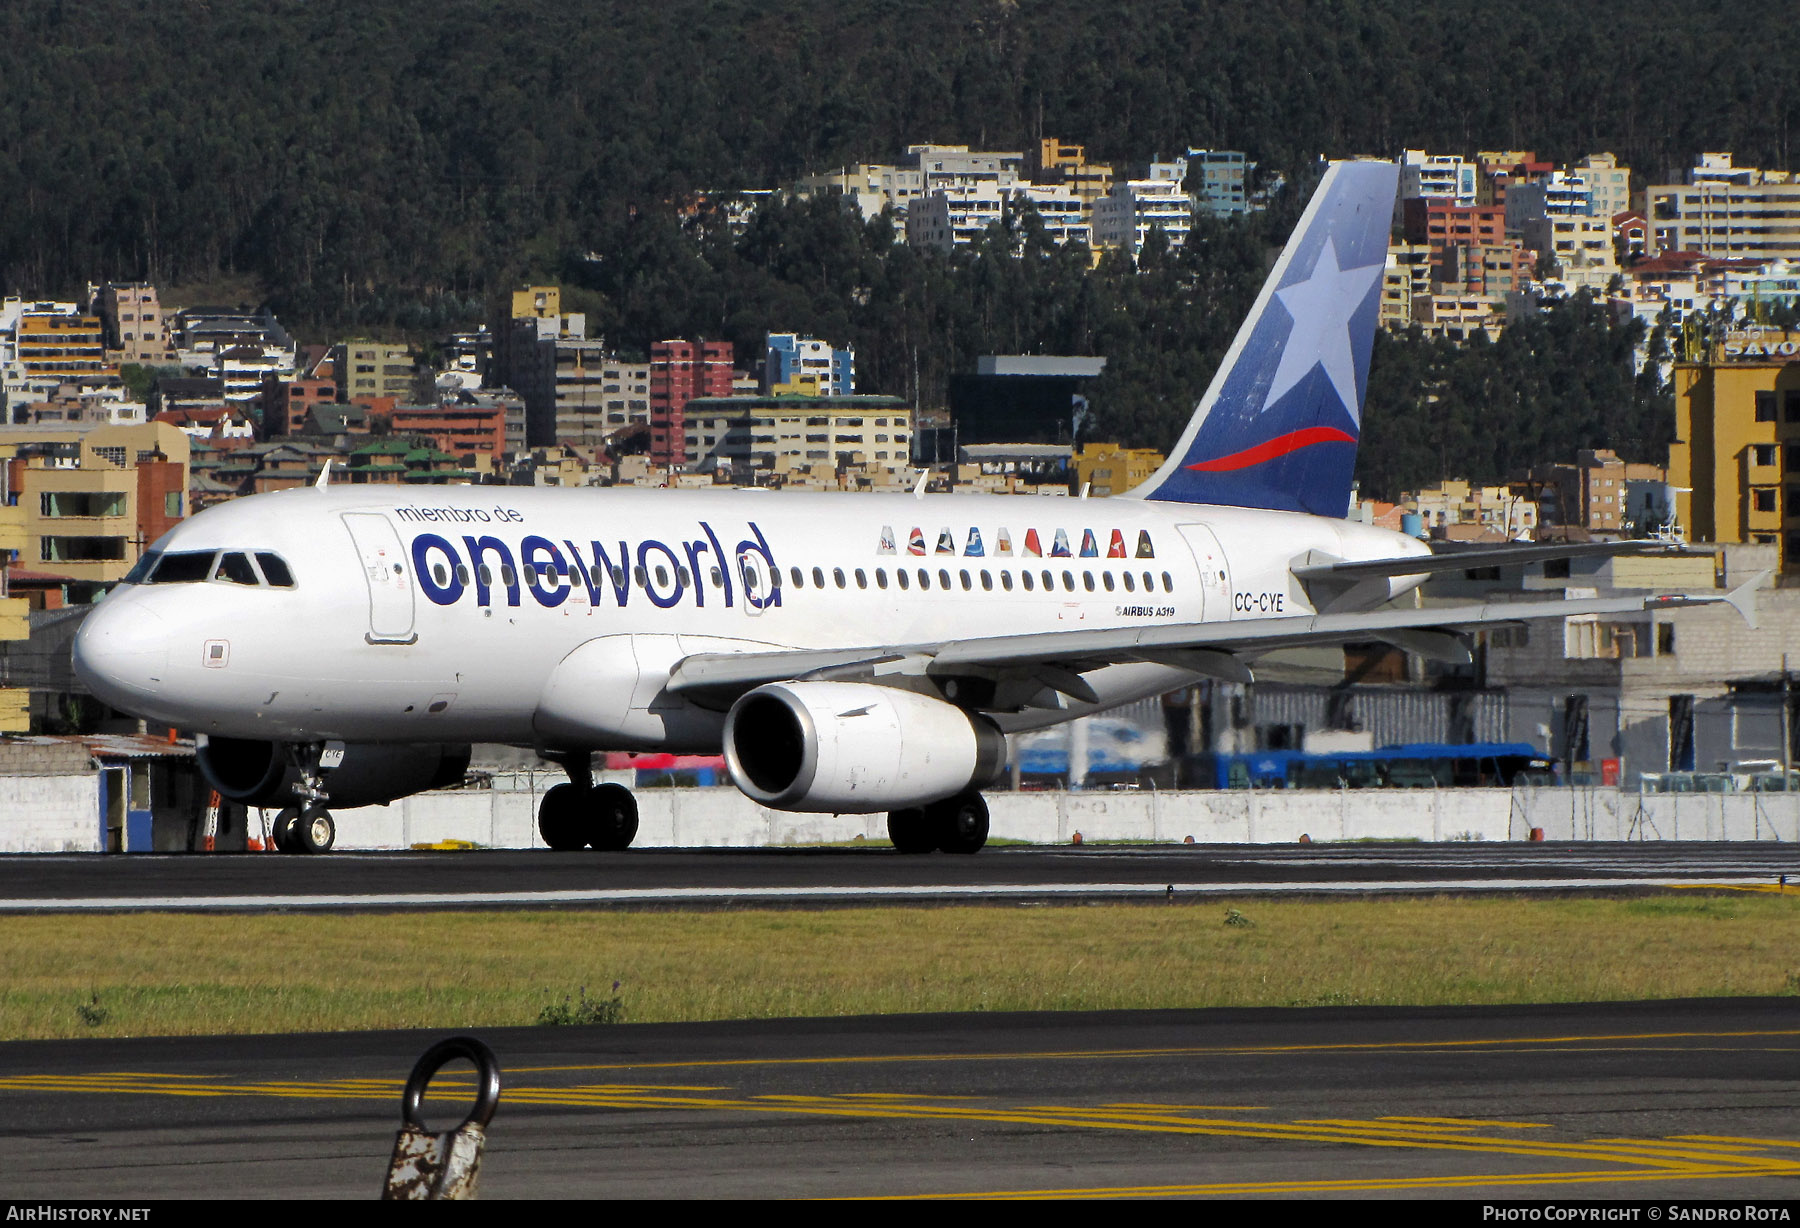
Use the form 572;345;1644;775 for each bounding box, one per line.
1126;159;1399;517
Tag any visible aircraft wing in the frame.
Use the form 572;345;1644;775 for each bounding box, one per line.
666;571;1767;705
1291;539;1681;583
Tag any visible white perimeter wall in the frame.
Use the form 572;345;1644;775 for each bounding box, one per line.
0;774;101;853
292;783;1800;851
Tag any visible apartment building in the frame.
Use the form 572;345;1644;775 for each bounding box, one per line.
762;334;853;397
0;420;188;595
91;283;173;365
651;339;735;469
682;396;910;477
1092;180;1192;255
1649;154;1800;261
1400;150;1478;206
1028;139;1114;205
333;340;414;404
1668;327;1800;567
1071;443;1164;497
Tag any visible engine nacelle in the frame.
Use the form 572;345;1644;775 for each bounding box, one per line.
197;737;472;809
723;681;1005;813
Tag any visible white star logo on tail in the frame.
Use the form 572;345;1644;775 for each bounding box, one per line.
1262;237;1385;425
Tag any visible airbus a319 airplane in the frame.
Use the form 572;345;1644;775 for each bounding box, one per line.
72;160;1759;854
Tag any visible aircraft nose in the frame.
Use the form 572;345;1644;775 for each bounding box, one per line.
72;603;170;706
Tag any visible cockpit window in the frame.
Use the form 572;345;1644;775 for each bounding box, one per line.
255;552;296;588
149;551;218;584
214;552;259;586
123;551;162;585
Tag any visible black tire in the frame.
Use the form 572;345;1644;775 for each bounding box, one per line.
887;807;937;854
538;784;587;851
295;806;335;854
270;807;301;854
932;792;989;854
587;782;639;851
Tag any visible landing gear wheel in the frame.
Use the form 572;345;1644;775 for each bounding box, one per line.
887;807;937;854
270;807;301;854
538;784;588;851
295;806;335;855
931;792;989;854
586;782;639;851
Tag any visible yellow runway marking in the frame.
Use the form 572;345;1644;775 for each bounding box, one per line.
503;1026;1800;1076
8;1040;1800;1198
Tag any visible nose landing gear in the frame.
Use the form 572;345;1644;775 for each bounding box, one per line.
538;753;640;851
269;743;341;855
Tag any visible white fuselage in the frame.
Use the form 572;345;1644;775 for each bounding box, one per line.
73;484;1429;749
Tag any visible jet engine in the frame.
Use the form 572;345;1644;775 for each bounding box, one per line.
722;681;1005;813
197;737;472;809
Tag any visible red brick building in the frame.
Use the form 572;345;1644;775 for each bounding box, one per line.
1402;200;1507;251
259;375;337;438
389;402;507;463
649;339;734;470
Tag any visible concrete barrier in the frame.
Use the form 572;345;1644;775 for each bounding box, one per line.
12;772;1797;853
303;783;1800;851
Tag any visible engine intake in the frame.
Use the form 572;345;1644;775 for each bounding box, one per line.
723;681;1005;813
197;738;471;809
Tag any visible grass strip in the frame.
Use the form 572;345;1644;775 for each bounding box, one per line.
2;893;1797;1041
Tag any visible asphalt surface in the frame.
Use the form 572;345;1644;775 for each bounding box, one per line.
0;842;1797;911
3;999;1799;1199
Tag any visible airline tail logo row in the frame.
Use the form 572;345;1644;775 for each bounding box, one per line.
1132;159;1399;519
878;525;1155;560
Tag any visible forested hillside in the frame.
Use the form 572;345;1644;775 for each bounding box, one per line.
2;0;1780;489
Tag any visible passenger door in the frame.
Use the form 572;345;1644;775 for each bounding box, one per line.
341;512;418;644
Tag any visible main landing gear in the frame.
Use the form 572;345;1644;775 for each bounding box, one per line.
270;743;337;854
888;791;989;855
538;753;640;851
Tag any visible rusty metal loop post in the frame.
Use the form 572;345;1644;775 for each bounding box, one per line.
401;1035;500;1133
383;1036;501;1200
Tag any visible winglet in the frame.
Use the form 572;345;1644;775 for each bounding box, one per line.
315;459;333;489
1725;568;1770;630
912;469;928;499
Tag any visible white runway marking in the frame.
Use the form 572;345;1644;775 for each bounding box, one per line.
0;877;1781;912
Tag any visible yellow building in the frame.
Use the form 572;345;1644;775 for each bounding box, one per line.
0;491;27;732
0;421;190;592
1072;443;1164;497
1668;328;1800;566
16;313;114;383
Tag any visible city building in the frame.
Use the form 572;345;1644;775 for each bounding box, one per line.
762;334;853;398
1648;154;1800;261
0;460;28;730
1526;449;1663;536
0;300;116;408
1574;153;1633;223
1179;149;1256;216
791;162;927;219
1092;180;1192;255
1400;150;1478;206
1400;201;1506;252
388;400;508;464
0;420;188;597
1027;139;1114;205
259;375;339;438
1071;443;1164;497
1404;479;1538;541
1668;326;1800;566
333;340;414;404
91;283;173;365
651;339;735;469
681;395;910;479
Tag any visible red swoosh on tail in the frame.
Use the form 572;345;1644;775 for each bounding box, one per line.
1183;426;1358;473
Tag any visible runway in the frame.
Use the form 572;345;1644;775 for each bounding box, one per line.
2;999;1798;1199
0;842;1796;912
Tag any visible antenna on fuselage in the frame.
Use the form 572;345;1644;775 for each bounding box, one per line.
316;459;333;489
